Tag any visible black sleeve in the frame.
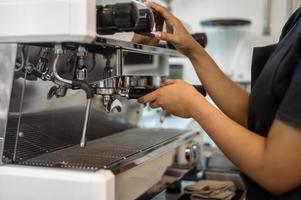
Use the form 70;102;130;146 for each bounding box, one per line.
280;8;301;40
277;62;301;130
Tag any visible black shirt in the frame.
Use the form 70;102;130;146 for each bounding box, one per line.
245;8;301;200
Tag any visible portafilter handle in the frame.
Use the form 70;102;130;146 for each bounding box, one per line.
127;85;207;99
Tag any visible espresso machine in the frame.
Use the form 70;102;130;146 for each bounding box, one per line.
0;0;205;199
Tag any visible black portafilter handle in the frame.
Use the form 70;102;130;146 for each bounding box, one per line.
128;85;207;99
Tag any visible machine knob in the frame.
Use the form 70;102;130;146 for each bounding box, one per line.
97;3;154;35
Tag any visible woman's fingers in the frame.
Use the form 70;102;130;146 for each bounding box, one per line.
146;0;198;56
154;32;177;43
149;101;160;109
153;11;164;31
146;1;177;23
160;79;176;87
146;1;177;31
138;89;159;104
145;1;183;44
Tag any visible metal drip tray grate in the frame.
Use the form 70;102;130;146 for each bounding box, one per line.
19;128;184;171
3;109;133;162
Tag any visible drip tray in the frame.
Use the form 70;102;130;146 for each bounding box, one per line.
19;128;184;171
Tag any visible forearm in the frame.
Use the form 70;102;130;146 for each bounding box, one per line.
188;46;250;126
191;95;264;173
191;96;286;193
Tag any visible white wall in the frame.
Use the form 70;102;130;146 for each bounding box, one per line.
171;0;288;39
168;0;290;85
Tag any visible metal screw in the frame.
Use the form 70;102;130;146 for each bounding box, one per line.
18;132;24;138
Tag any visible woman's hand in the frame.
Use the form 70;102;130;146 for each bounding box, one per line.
138;79;204;118
145;0;200;56
131;6;164;46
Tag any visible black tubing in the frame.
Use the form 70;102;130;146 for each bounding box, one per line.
72;80;94;99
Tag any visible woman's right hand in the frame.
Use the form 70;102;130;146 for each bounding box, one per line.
145;0;201;57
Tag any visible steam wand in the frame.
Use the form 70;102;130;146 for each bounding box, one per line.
53;44;94;148
80;98;92;148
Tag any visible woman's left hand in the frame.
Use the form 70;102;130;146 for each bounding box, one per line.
131;6;164;46
138;79;204;118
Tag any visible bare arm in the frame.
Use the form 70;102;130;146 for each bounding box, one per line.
146;1;250;126
189;47;250;126
191;95;301;194
139;80;301;194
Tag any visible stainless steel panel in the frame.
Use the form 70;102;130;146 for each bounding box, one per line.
2;45;145;163
95;37;181;57
0;44;17;164
123;50;169;77
114;130;201;200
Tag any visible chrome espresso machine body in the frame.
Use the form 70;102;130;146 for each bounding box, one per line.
0;0;203;200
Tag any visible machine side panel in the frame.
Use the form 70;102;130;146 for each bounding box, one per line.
0;0;96;43
70;0;96;41
116;149;175;200
0;44;17;164
0;165;115;200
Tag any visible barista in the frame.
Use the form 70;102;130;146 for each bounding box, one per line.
139;1;301;199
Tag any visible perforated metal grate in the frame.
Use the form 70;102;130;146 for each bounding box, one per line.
3;108;133;162
19;129;184;171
